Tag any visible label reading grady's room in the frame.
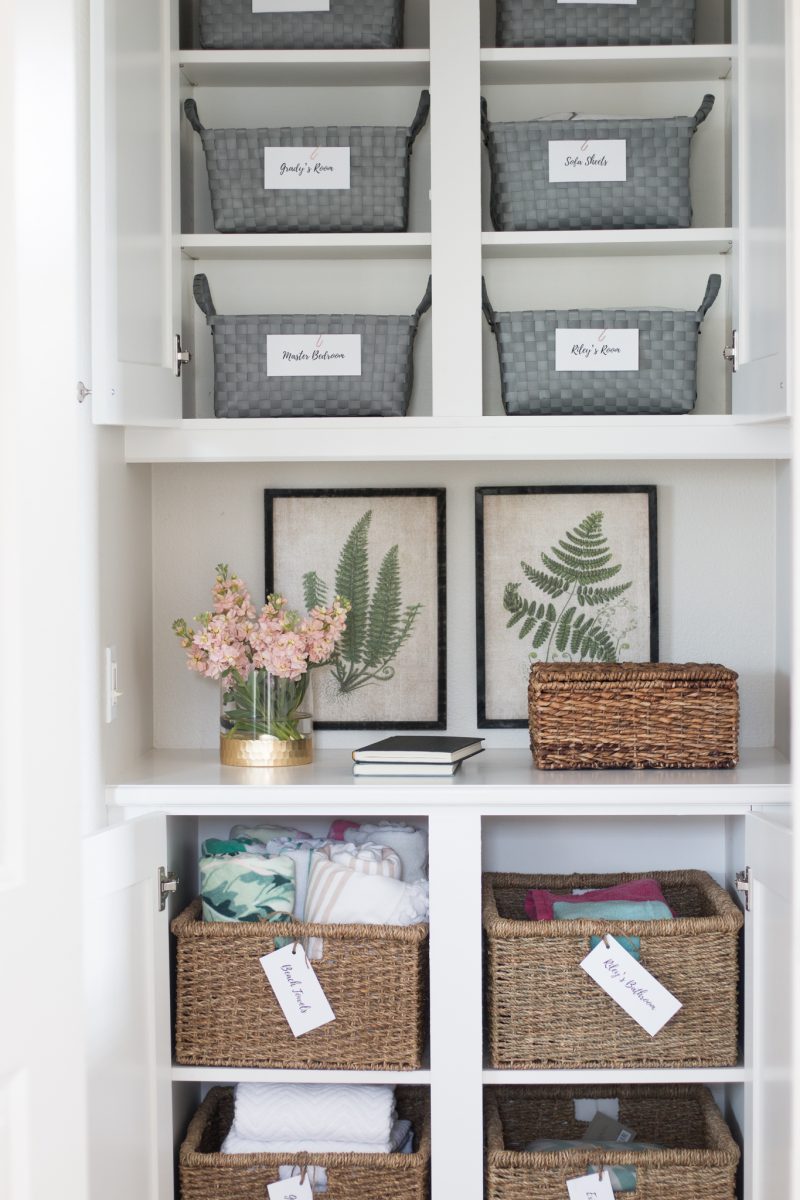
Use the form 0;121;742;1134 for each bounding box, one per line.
549;139;627;183
265;146;350;190
260;942;336;1037
267;334;362;378
555;329;639;372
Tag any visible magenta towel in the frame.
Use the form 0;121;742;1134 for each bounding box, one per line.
525;878;671;922
328;819;359;841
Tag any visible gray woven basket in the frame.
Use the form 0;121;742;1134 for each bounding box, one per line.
483;274;720;416
497;0;696;47
185;92;429;235
198;0;404;49
482;95;714;231
194;273;432;418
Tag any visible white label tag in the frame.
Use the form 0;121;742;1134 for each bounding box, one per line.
558;0;636;6
265;146;350;190
267;1176;315;1200
580;935;683;1037
566;1172;616;1200
556;328;639;372
549;140;627;183
254;0;330;12
260;943;336;1038
267;334;362;377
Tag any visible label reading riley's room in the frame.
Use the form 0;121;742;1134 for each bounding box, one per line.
260;942;336;1037
549;140;627;183
267;334;362;378
254;0;330;13
267;1176;314;1200
566;1172;616;1200
580;935;683;1037
265;146;350;190
556;329;639;372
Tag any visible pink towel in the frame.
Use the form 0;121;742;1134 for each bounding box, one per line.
525;878;671;922
328;819;359;841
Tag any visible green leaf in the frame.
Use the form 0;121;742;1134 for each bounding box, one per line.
363;545;402;668
532;619;552;649
302;570;329;611
577;581;633;607
521;562;567;598
555;606;576;653
388;603;422;661
334;510;372;665
519;614;537;640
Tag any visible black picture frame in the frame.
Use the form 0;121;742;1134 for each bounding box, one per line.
476;485;659;729
265;487;447;730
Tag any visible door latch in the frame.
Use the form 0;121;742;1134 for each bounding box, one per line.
722;330;737;372
735;866;751;911
159;867;179;911
174;334;192;378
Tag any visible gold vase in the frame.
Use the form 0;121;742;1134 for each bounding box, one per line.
219;669;314;768
219;731;313;768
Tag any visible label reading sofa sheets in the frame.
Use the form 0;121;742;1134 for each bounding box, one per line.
260;942;336;1037
548;140;627;183
555;329;639;372
267;1176;314;1200
566;1172;616;1200
254;1;330;13
265;146;350;190
267;334;362;377
580;935;683;1037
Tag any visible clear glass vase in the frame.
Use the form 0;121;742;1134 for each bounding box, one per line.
219;669;313;767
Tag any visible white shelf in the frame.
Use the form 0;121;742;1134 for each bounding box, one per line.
484;1065;748;1085
182;233;432;260
482;229;733;258
178;49;431;87
480;45;734;85
125;415;791;463
172;1064;431;1084
107;747;790;817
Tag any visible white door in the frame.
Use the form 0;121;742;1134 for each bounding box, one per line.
731;0;787;415
89;0;183;424
742;812;793;1198
82;816;174;1200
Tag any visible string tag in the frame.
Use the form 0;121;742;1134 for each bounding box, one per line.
566;1169;615;1200
580;934;682;1037
260;942;335;1038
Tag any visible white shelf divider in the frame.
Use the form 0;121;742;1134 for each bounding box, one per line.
182;233;432;260
177;49;431;87
172;1064;432;1085
483;1065;749;1084
482;229;734;259
480;45;734;85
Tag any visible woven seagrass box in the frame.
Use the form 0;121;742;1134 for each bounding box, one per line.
485;1085;739;1200
180;1086;430;1200
481;95;714;231
197;0;405;50
193;273;432;419
528;661;739;769
172;899;428;1069
483;871;743;1070
185;92;429;234
496;0;696;48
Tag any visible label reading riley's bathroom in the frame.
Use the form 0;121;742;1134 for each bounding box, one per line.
267;334;362;377
555;329;639;372
267;1176;314;1200
260;942;336;1037
549;140;627;183
265;146;350;190
254;0;330;13
566;1172;616;1200
580;935;683;1037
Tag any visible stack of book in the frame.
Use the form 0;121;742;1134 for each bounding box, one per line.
351;736;485;777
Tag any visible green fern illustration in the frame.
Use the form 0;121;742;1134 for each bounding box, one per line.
306;510;422;695
503;511;633;663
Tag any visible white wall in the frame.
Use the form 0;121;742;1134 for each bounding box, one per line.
152;458;776;750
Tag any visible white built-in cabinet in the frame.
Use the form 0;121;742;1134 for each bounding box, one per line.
83;0;794;1198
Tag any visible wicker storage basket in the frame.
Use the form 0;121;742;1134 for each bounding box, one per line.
482;275;720;416
172;899;428;1069
481;95;714;231
485;1085;740;1200
198;0;405;50
528;662;739;769
483;871;743;1069
496;0;696;48
193;273;432;419
185;92;429;234
180;1086;430;1200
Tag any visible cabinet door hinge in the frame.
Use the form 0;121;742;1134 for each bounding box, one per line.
722;330;737;372
174;334;192;378
159;866;179;911
735;866;751;911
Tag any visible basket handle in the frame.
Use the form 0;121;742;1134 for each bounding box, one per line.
693;94;715;128
183;98;205;135
192;273;216;320
413;275;433;323
697;273;721;321
481;277;497;332
408;89;431;145
480;96;490;146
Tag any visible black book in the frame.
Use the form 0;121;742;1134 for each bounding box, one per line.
352;735;485;764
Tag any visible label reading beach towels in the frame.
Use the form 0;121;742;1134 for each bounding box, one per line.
254;1;330;12
260;942;336;1037
566;1172;616;1200
549;140;627;183
267;1176;315;1200
265;146;350;190
267;334;362;377
580;935;683;1037
555;329;639;372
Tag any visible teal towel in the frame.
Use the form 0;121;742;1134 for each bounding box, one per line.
552;900;673;922
200;852;295;923
589;934;641;960
525;1139;664;1193
201;837;268;858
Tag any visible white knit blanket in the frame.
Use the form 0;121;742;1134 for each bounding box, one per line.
226;1082;396;1146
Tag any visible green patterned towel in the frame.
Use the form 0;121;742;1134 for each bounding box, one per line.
200;851;295;923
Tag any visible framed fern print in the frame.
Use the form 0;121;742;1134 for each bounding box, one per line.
476;486;658;728
265;488;446;729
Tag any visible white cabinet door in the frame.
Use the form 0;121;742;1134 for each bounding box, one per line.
90;0;182;424
742;812;793;1198
731;0;787;415
82;816;174;1200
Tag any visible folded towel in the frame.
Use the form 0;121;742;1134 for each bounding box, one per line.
329;820;359;841
341;821;428;883
200;852;295;923
228;1083;397;1147
525;878;670;922
230;822;312;844
265;837;332;921
223;1119;414;1158
524;1139;663;1193
201;837;269;857
552;900;673;923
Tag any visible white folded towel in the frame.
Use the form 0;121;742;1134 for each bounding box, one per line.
229;1082;396;1147
222;1119;413;1158
347;822;428;883
265;837;331;920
